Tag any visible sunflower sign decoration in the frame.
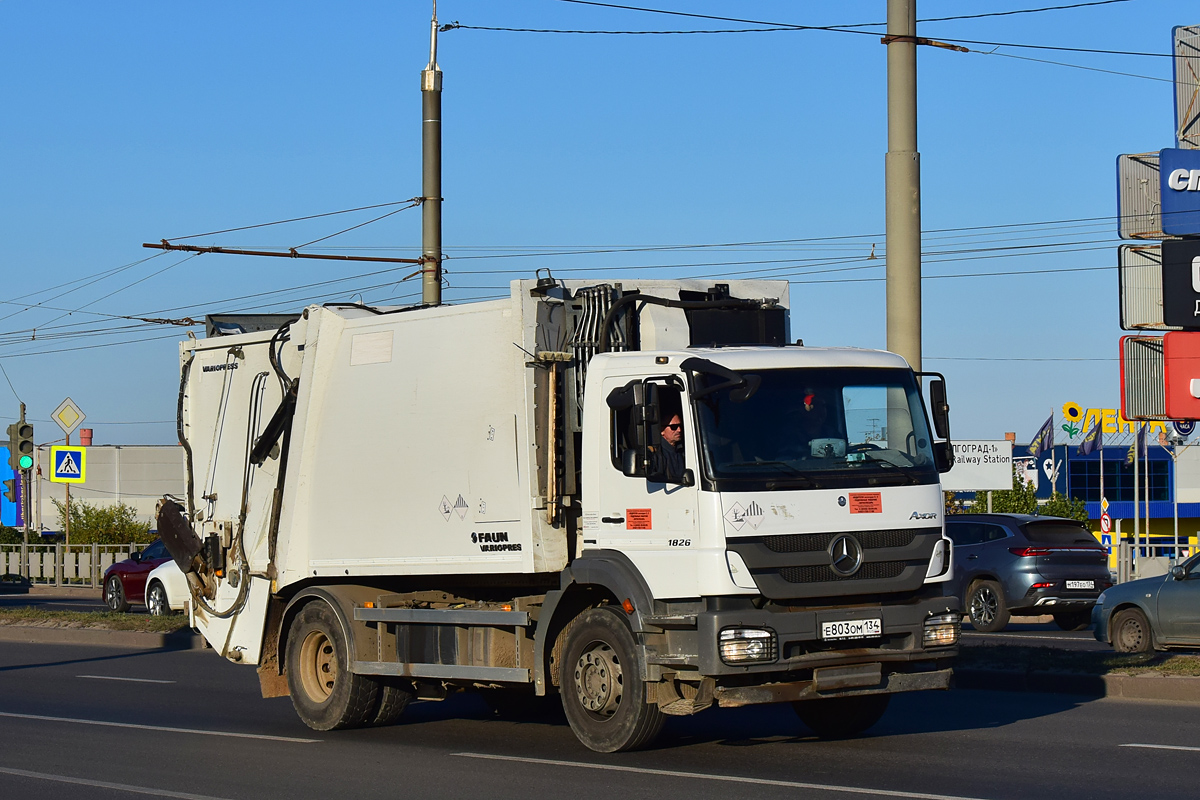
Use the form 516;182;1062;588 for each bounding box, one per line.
1061;402;1083;438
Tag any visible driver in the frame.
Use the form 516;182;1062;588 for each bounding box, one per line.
649;408;685;482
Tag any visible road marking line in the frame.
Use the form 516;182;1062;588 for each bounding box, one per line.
78;674;176;684
0;711;320;743
453;753;994;800
0;765;235;800
1121;743;1200;753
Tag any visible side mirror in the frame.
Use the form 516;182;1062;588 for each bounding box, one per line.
933;441;954;473
130;550;142;563
680;468;695;487
928;378;950;440
1172;565;1187;581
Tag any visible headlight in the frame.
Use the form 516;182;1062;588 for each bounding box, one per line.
923;613;960;647
719;628;777;664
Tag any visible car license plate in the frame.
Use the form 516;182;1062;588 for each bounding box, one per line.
821;618;882;640
1066;580;1094;590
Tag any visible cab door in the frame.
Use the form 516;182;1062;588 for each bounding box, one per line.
592;374;699;599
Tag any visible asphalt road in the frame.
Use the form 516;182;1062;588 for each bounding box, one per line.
959;618;1109;652
0;641;1196;800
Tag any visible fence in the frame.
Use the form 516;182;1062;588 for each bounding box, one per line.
0;544;136;588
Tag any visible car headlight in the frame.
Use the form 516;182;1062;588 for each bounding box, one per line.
923;613;960;647
718;628;777;664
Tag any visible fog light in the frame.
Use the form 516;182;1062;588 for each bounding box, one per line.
719;628;777;664
923;613;960;647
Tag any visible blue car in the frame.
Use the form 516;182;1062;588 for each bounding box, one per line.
945;514;1111;632
1093;553;1200;652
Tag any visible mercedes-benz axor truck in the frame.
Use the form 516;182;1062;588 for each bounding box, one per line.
156;277;960;753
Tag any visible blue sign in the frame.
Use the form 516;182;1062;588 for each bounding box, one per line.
1175;420;1196;437
1160;148;1200;236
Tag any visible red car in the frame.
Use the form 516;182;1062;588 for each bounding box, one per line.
102;539;171;612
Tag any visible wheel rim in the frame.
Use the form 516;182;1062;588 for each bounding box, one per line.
105;579;121;609
298;630;337;703
1118;616;1145;650
148;586;165;616
971;586;998;625
573;640;623;719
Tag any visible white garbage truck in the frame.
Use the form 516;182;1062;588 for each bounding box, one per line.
157;277;960;753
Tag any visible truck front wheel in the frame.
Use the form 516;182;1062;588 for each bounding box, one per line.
560;606;665;753
794;693;890;739
285;601;380;731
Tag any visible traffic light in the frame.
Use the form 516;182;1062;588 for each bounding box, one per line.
6;414;32;472
2;479;14;504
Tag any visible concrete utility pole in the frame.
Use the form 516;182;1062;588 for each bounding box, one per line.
421;1;443;306
885;0;922;371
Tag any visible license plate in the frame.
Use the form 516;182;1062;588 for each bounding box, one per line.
1066;580;1095;590
821;618;883;640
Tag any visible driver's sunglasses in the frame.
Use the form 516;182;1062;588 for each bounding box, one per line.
666;423;682;430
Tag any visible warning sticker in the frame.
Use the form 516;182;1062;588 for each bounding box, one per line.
626;509;652;530
848;492;882;514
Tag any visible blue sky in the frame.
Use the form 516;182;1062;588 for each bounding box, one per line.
0;1;1193;445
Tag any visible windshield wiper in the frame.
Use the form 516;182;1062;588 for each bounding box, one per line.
724;460;818;487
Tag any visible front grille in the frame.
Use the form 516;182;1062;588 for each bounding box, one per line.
779;560;908;583
762;528;919;554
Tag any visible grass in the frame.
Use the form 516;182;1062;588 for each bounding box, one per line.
0;606;189;633
958;644;1200;678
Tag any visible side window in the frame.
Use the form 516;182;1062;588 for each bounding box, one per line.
946;523;983;546
607;378;685;475
143;540;167;560
982;525;1010;543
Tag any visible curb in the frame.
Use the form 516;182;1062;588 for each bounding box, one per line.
955;668;1200;703
0;625;204;650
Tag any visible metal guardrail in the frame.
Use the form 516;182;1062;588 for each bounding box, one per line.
0;544;136;588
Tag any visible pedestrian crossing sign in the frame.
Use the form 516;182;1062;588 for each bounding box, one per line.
50;446;86;484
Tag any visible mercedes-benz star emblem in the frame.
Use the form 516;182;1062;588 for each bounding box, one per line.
829;535;864;576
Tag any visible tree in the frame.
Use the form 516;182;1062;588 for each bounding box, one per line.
970;465;1092;525
51;499;154;545
0;525;21;545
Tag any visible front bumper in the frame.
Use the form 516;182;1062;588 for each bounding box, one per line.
715;666;953;708
649;593;960;678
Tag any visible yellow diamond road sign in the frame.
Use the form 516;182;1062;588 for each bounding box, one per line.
51;397;86;437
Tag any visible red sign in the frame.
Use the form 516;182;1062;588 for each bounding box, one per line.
1100;513;1112;534
848;492;882;514
1164;331;1200;419
625;509;652;530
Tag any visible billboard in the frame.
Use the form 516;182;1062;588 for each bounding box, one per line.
1160;148;1200;236
941;440;1013;492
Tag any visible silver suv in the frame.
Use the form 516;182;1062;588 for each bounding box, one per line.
945;514;1111;632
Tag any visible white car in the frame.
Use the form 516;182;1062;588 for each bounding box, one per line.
145;559;189;617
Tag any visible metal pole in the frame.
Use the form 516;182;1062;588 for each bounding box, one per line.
885;0;922;371
987;490;992;514
64;431;70;548
1173;440;1179;561
421;1;443;307
1133;427;1139;561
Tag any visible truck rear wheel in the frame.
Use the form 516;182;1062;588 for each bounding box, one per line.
560;606;664;753
285;601;380;731
794;693;890;739
369;679;415;726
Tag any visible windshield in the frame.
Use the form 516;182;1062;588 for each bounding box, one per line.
692;366;938;490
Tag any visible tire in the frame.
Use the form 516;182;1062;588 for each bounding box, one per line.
147;582;171;617
1053;611;1091;632
285;601;380;731
967;580;1010;632
1111;607;1153;654
560;606;665;753
104;575;131;613
369;679;414;726
794;693;891;739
